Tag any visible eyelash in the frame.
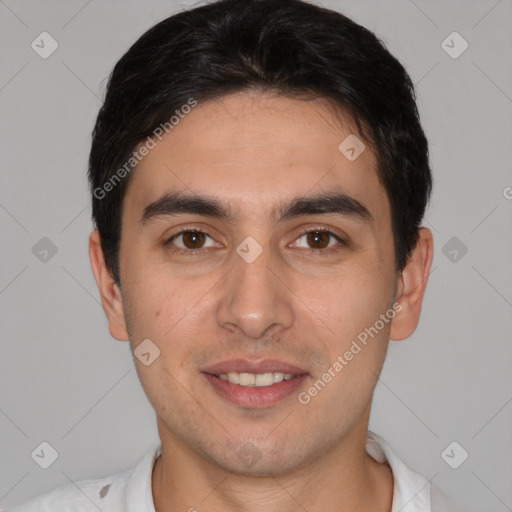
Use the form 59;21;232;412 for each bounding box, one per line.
164;227;345;256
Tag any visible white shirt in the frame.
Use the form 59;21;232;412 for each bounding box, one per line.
9;431;465;511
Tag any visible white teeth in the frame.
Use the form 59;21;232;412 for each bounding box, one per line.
227;373;240;384
255;373;274;387
238;373;256;386
218;372;296;387
272;372;284;383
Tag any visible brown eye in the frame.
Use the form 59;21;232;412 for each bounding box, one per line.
181;231;206;249
291;229;345;252
306;231;331;249
167;230;216;252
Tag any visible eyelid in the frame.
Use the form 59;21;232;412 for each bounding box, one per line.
165;224;217;241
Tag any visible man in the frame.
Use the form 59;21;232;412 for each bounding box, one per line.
11;0;468;510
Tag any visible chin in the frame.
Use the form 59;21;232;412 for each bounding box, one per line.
208;438;314;477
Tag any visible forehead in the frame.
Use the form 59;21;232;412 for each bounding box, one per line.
123;91;389;227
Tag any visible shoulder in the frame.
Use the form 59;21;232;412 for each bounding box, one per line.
8;442;161;512
8;469;132;512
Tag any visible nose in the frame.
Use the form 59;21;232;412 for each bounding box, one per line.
216;241;295;340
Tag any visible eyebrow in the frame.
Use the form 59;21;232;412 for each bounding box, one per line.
140;191;374;225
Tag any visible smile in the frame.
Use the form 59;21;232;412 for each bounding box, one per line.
217;371;297;387
202;373;308;407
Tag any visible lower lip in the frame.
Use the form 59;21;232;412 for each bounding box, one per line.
202;373;308;408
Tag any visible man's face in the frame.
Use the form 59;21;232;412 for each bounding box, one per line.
116;91;399;475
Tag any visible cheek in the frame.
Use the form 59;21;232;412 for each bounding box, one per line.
301;264;393;340
301;273;392;393
123;268;215;347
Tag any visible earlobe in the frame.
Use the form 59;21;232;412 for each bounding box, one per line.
389;227;434;341
88;230;130;341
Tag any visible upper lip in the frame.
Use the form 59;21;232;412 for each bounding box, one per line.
202;359;308;375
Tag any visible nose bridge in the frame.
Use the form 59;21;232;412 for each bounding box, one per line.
216;238;294;339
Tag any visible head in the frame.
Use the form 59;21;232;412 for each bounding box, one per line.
89;0;433;476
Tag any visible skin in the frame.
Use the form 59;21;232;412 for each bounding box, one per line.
89;90;433;512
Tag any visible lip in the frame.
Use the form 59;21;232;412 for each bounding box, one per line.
201;359;309;408
201;358;308;376
202;373;309;408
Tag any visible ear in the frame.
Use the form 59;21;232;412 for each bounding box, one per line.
389;227;434;341
88;230;129;341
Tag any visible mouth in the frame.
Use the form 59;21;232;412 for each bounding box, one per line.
217;371;297;387
201;359;309;408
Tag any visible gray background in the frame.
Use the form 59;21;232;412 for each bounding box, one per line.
1;0;511;510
